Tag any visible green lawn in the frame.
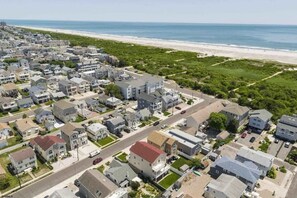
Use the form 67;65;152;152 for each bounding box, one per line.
32;159;51;177
116;152;128;163
97;136;114;146
171;156;191;170
158;172;180;189
163;111;171;116
97;165;105;173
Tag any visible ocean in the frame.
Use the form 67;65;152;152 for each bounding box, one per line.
3;19;297;51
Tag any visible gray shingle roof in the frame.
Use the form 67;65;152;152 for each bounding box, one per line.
212;156;261;184
236;147;274;168
207;174;247;198
105;159;137;184
249;109;272;121
222;103;250;116
279;115;297;128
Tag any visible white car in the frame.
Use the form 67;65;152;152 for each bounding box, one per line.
285;142;290;148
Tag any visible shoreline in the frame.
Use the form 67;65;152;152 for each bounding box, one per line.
19;26;297;65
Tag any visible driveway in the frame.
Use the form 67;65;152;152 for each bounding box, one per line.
267;139;283;157
277;142;292;160
236;132;261;148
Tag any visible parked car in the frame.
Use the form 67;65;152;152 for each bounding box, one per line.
181;110;186;114
175;106;181;110
153;121;160;126
74;179;80;187
241;133;247;138
249;137;256;143
274;139;279;143
161;124;167;129
93;157;103;165
285;142;290;148
116;133;123;138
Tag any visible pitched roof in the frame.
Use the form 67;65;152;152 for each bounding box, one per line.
0;122;10;130
49;188;78;198
61;123;84;136
222;103;250;116
147;131;175;147
130;141;165;163
78;169;117;198
279;115;297;128
207;174;247;198
15;118;39;133
249;109;272;121
2;83;17;91
236;147;274;168
54;100;75;110
30;135;65;151
10;147;35;163
106;159;137;183
212;157;261;184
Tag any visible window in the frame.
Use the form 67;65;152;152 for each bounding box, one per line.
49;150;53;154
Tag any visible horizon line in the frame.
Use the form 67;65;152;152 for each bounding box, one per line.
2;18;297;27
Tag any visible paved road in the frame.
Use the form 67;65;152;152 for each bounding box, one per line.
12;98;214;198
286;172;297;198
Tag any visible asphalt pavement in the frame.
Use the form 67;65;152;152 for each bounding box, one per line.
12;97;214;198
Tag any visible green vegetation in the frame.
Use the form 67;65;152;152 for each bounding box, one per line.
171;156;191;170
140;116;159;126
116;152;128;163
258;137;271;153
279;166;287;173
45;100;54;106
130;181;140;191
209;112;227;131
97;165;105;173
25;29;297;120
104;84;123;99
3;58;18;64
267;167;277;179
226;119;239;133
74;115;86;122
286;148;297;165
213;134;235;149
39;60;76;68
97;136;114;146
158;172;180;189
163;111;171;116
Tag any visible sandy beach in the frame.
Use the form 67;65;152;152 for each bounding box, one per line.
20;26;297;65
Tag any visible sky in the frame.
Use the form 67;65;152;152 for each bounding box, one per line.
1;0;297;25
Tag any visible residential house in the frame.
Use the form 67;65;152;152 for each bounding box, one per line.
30;136;66;161
123;112;139;129
76;62;99;73
15;67;30;82
0;69;16;85
16;98;34;108
115;75;164;100
236;147;274;177
105;97;122;108
50;92;66;101
186;101;225;131
221;103;250;127
249;109;273;133
105;159;137;187
204;174;247;198
61;123;88;150
49;188;78;198
105;116;126;134
53;100;77;123
0;97;18;112
34;108;56;130
85;98;107;113
81;74;100;92
58;80;78;96
15;118;39;140
135;108;152;121
147;131;178;156
275;115;297;142
165;129;203;156
0;122;11;137
70;77;90;93
129;141;169;181
137;92;162;113
161;90;181;111
209;157;261;191
216;131;230;141
9;147;37;174
1;83;18;98
31;76;47;89
28;86;50;104
87;123;109;141
77;169;128;198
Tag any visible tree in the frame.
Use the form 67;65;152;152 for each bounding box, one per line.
209;112;227;131
130;181;140;191
267;167;277;179
0;176;10;190
190;158;202;168
22;113;28;119
104;84;123;100
227;119;239;133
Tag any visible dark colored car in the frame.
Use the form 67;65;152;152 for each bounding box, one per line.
175;106;181;110
181;110;186;114
250;137;256;143
93;157;103;165
116;133;123;138
74;179;80;187
241;133;247;138
153;121;160;126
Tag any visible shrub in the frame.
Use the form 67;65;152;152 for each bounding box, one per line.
0;176;10;190
130;181;140;191
279;166;287;173
267;167;277;179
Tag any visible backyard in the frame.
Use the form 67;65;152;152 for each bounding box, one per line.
158;172;181;189
171;156;191;170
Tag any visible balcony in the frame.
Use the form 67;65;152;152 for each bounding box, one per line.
153;164;170;178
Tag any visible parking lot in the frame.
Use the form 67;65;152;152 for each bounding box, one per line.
267;138;292;160
236;132;261;148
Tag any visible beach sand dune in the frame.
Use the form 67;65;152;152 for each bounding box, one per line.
20;26;297;65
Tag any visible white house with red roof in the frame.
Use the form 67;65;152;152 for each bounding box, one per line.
30;135;66;161
129;141;169;181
